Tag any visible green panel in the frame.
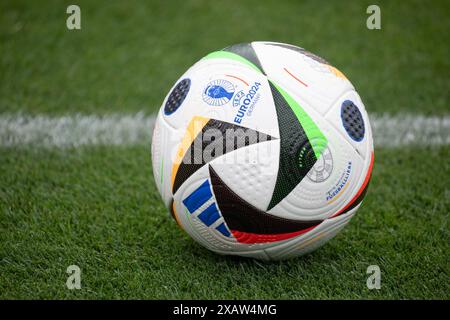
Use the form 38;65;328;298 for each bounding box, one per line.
271;82;328;159
203;51;262;73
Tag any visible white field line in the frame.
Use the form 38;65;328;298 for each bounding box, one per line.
0;112;155;148
371;114;450;147
0;113;449;148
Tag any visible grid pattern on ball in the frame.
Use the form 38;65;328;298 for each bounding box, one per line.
164;78;191;115
341;100;365;142
267;82;317;210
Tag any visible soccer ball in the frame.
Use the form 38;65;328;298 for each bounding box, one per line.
151;42;374;260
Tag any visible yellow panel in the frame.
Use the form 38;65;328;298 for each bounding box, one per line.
171;116;210;191
327;65;347;80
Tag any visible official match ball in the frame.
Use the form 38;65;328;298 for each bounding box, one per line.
151;42;374;260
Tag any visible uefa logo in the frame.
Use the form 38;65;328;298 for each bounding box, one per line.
202;79;235;106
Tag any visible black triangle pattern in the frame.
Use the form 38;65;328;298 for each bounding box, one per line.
209;165;322;234
223;43;266;74
267;82;318;210
172;119;275;194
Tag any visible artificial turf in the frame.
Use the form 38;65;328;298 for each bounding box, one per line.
0;0;448;115
0;146;448;299
0;0;449;299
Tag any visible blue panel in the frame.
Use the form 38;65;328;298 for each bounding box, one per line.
182;180;212;214
216;222;231;237
164;78;191;115
341;100;365;142
197;203;220;226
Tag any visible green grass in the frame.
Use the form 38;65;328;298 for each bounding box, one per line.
0;147;448;299
0;0;449;299
0;0;449;115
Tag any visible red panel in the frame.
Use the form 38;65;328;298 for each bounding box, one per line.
231;225;317;244
330;151;375;218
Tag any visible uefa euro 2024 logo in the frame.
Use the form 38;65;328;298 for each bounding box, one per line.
202;79;235;106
